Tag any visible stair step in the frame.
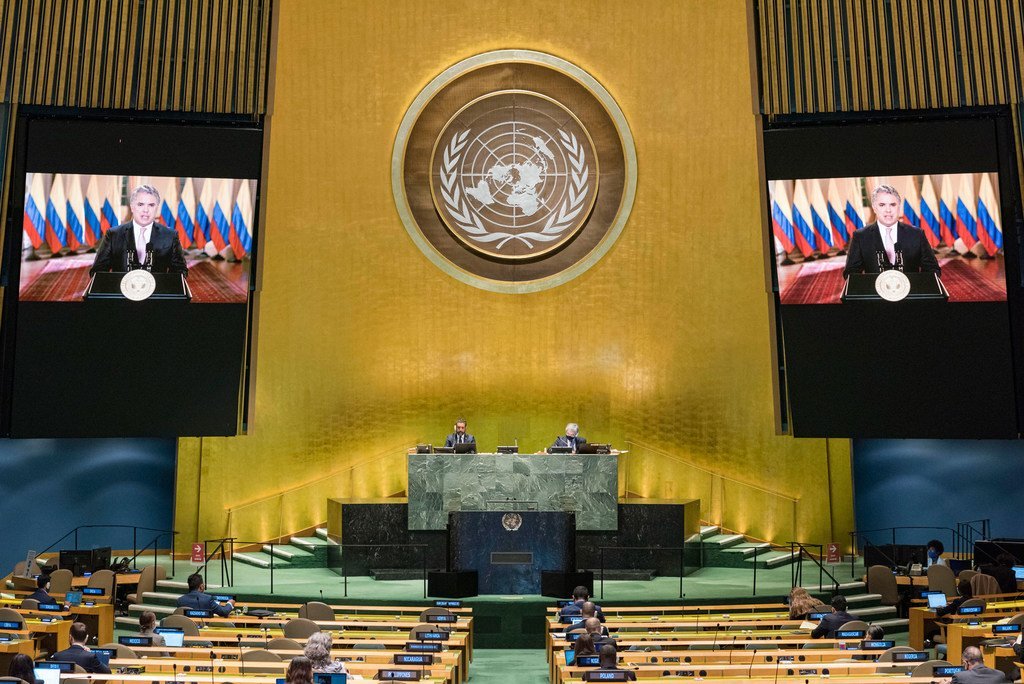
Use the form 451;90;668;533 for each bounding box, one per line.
699;525;720;539
721;543;772;557
262;544;313;560
872;617;909;632
315;528;331;541
127;603;174;616
156;579;223;591
234;552;290;569
846;593;882;606
849;605;897;619
291;536;337;553
585;569;658;581
702;534;745;548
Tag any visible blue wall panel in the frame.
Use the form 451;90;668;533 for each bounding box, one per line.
853;439;1024;548
0;438;176;573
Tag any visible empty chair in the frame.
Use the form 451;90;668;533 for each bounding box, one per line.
928;564;958;597
241;648;283;674
100;643;138;659
13;559;42;577
160;615;201;637
0;608;24;628
877;646;915;662
911;659;953;678
970;573;1000;597
87;569;115;602
837;620;869;632
49;569;74;594
1007;613;1024;625
19;599;39;610
283;618;320;639
267;637;303;653
126;565;160;605
298;601;335;622
958;569;978;583
801;641;832;649
867;565;900;608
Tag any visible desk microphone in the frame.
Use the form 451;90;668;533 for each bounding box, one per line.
320;589;325;602
236;634;245;676
209;651;216;684
172;662;178;681
710;623;721;650
728;635;737;663
773;654;783;684
747;649;758;678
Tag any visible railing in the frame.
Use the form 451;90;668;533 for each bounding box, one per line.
222;442;410;541
31;524;178;576
956;519;991;559
849;520;995;576
623;440;799;542
336;544;429;599
597;546;686;600
788;543;840;594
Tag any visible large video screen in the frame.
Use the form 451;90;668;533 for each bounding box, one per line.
0;112;263;437
771;173;1005;305
764;114;1022;439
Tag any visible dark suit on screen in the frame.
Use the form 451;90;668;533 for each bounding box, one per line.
444;433;476;451
50;645;111;674
810;609;858;639
842;222;940;278
952;665;1009;684
176;590;233;617
90;222;188;275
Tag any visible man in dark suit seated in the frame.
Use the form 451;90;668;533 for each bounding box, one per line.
443;419;476;452
559;585;605;622
566;602;607;637
952;646;1008;684
583;617;616;651
50;622;111;674
551;423;587;453
810;594;857;639
176;573;235;617
842;184;941;279
27;574;62;607
90;184;188;276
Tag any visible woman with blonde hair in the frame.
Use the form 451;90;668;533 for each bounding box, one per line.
303;631;346;673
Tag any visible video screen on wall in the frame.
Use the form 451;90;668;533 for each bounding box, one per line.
0;113;264;437
770;173;1005;305
764;115;1022;439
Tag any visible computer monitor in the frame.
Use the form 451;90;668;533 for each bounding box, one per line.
65;591;83;606
58;549;93;576
565;650;576;666
313;674;348;684
90;547;111;572
453;442;475;454
33;667;61;684
155;628;185;647
432;446;454;454
92;648;116;667
1014;566;1024;581
927;593;947;609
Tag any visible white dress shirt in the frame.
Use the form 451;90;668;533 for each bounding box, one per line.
133;221;153;266
879;221;898;265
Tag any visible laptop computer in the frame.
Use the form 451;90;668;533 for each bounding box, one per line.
155;627;185;647
65;591;83;606
92;648;116;667
313;674;348;684
33;667;61;684
565;650;576;666
1014;566;1024;581
926;593;947;609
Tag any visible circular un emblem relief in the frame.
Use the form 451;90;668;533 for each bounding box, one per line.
431;92;598;260
874;269;911;302
120;269;156;301
394;50;636;293
502;513;523;531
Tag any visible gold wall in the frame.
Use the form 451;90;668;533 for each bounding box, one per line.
173;0;855;550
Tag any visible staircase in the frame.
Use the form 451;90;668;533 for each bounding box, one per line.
232;527;337;570
687;525;800;570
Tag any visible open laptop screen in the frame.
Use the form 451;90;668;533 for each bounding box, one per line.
927;593;947;609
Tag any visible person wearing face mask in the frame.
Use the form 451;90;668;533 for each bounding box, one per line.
926;539;947;568
842;184;941;278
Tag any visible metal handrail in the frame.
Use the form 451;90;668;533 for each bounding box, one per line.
788;542;840;594
29;525;178;578
597;545;686;600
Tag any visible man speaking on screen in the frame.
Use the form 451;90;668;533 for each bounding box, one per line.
90;184;188;276
842;184;940;278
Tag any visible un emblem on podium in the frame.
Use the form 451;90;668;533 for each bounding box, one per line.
394;51;636;293
502;513;523;531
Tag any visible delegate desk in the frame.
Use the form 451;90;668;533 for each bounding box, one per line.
1;600;115;645
407;453;619;530
909;600;1024;649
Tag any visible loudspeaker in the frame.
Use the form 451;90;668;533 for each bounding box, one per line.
427;571;478;598
541;570;594;598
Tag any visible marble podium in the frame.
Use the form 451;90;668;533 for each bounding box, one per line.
407;453;618;531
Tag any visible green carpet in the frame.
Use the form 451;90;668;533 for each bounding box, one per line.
470;649;548;684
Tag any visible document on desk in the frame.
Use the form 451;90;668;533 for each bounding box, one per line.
799;621;817;630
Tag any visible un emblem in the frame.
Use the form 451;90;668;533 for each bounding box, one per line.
432;92;598;260
394;50;636;293
502;513;523;531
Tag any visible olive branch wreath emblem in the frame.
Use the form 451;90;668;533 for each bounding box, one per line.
438;129;591;251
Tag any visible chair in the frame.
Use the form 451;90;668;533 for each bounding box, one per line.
1006;613;1024;625
970;573;1000;597
87;569;115;602
49;568;74;594
127;565;160;604
298;601;335;621
928;564;958;597
100;643;138;659
837;620;870;632
0;608;24;628
13;559;42;577
19;599;39;610
911;660;953;678
283;618;320;639
241;648;283;674
877;646;915;662
409;623;445;640
867;565;901;608
801;642;832;649
160;615;201;636
958;569;978;583
0;677;29;684
267;637;303;653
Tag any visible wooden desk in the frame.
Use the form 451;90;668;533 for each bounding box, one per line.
0;639;35;674
1;602;115;646
110;657;455;684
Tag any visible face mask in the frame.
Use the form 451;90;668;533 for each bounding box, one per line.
928;550;939;560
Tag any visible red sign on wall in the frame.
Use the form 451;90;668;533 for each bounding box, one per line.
191;543;205;563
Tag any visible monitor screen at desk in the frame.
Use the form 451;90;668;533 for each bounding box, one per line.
155;628;185;647
34;667;61;684
809;612;830;620
1014;566;1024;581
65;591;82;606
927;593;947;609
92;648;115;667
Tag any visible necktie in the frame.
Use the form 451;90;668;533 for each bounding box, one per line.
885;226;895;265
137;227;147;266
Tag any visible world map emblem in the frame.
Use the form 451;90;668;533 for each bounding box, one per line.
430;92;599;260
393;50;636;293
